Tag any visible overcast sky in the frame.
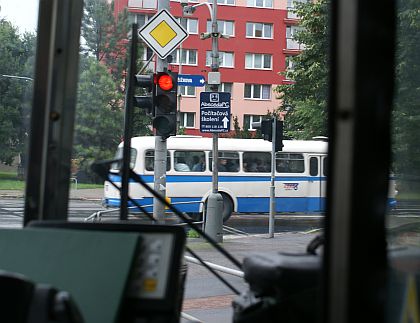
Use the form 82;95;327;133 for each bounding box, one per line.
0;0;39;33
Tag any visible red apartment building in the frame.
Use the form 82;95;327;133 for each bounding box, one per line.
114;0;302;136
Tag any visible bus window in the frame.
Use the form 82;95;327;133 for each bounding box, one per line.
243;152;271;173
275;153;305;173
209;152;239;172
174;151;205;172
145;150;170;171
323;157;328;176
309;157;318;176
111;147;137;170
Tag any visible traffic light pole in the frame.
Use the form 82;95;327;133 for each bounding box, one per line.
269;117;276;238
153;0;170;222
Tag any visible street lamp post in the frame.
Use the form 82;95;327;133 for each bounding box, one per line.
182;1;224;243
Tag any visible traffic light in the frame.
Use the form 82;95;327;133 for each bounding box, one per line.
261;119;272;141
259;118;283;151
134;74;155;115
275;120;284;152
153;71;178;138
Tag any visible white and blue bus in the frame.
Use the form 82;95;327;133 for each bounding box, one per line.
103;135;337;221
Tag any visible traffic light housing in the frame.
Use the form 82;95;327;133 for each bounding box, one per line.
275;120;284;151
261;119;272;141
260;118;283;151
153;71;178;138
133;74;155;115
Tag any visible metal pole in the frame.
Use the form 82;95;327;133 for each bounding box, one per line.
211;2;219;192
153;0;170;222
204;1;223;243
268;117;276;238
120;24;138;221
177;15;187;134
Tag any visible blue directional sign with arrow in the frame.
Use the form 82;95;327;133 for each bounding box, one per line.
200;92;231;133
178;74;206;87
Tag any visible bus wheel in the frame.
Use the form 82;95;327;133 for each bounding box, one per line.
201;193;233;223
221;193;233;223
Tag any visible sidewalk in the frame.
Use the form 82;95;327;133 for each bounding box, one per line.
0;188;103;201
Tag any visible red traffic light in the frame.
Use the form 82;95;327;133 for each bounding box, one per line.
156;74;174;91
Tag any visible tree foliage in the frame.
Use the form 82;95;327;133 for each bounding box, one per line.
74;59;124;180
81;0;129;81
74;0;152;181
275;0;329;139
0;18;36;165
393;0;420;189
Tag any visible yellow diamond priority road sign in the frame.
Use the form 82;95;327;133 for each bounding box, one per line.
138;9;188;59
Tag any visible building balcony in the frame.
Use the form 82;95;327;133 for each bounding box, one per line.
285;38;305;51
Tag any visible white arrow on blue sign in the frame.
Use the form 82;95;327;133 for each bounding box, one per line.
178;74;206;87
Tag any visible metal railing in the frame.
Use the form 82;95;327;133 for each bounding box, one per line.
84;200;206;228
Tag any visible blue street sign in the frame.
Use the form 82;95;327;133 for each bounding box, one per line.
200;92;231;133
178;74;206;87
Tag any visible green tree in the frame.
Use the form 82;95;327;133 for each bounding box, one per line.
275;0;329;139
0;18;36;165
81;0;129;81
393;0;420;190
73;59;124;182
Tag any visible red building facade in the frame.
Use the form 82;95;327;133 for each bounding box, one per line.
115;0;301;136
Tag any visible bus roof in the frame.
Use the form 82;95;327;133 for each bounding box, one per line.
123;136;328;154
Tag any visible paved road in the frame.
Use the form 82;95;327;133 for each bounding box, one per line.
1;197;418;323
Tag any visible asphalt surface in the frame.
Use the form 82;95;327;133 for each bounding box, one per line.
0;188;322;322
182;231;319;323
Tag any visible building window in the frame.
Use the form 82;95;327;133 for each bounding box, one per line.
128;0;157;9
209;0;235;5
244;84;271;100
179;86;196;97
171;0;199;3
180;112;195;128
243;115;263;130
176;18;198;34
287;0;309;19
246;22;273;39
206;20;234;36
131;14;152;27
170;49;198;65
206;51;234;67
246;0;273;8
285;55;296;80
245;53;272;70
286;25;305;50
205;82;233;93
285;55;295;70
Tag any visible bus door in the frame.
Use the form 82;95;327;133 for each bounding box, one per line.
307;155;324;212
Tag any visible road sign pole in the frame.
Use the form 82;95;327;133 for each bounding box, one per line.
269;117;276;238
205;0;223;243
177;14;187;134
153;0;170;223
